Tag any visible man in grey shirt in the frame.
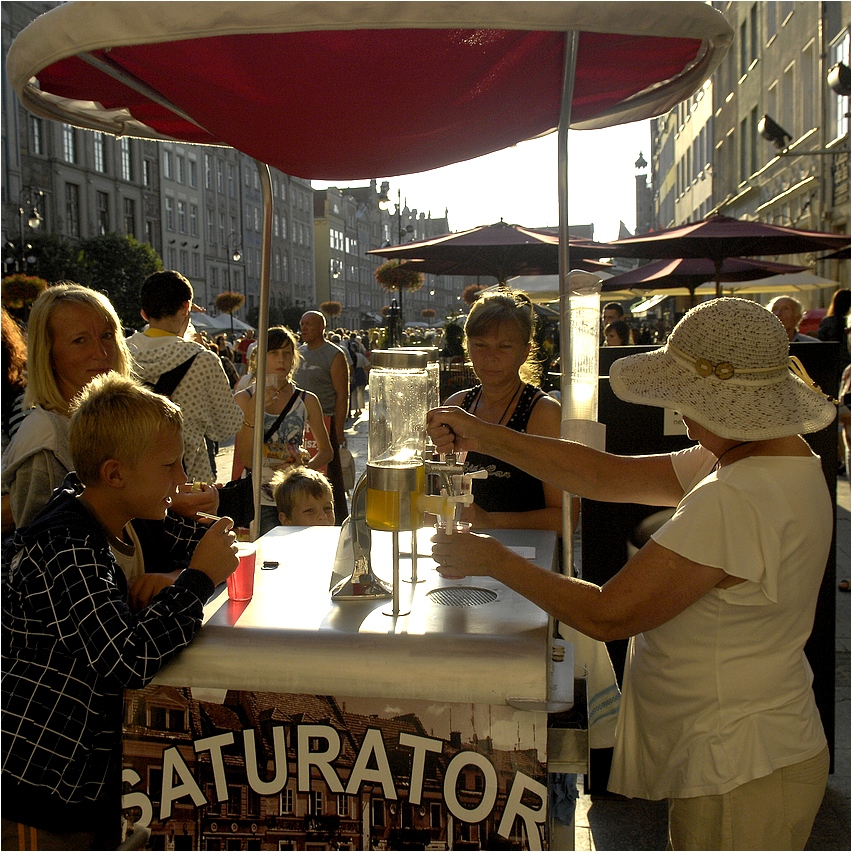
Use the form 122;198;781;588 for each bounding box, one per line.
293;311;350;523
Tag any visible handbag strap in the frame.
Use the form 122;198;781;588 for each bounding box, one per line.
263;389;304;443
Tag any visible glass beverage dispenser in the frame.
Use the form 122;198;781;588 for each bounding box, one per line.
366;350;429;532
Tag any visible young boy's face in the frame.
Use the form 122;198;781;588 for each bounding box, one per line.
122;427;186;520
279;492;335;526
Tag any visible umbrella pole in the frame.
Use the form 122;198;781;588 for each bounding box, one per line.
558;31;580;576
249;160;274;541
715;258;723;299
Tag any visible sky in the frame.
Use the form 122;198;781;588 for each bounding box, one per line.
312;120;651;244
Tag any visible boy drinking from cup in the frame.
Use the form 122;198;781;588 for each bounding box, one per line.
1;374;237;850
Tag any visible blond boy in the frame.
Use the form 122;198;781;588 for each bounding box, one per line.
2;374;237;850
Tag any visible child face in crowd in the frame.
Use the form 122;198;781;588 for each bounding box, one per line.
279;491;335;526
266;341;294;387
120;427;187;522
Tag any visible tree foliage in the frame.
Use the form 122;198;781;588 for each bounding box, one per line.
79;234;161;328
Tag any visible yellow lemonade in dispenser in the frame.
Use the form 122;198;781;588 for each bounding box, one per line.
365;462;425;531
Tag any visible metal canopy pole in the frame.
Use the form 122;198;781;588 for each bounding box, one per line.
558;31;579;573
249;159;274;541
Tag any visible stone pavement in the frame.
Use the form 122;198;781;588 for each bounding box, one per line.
215;406;851;851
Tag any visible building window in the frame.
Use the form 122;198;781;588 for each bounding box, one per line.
123;198;136;237
145;220;156;246
372;799;385;827
228;164;236;198
308;791;323;816
205;153;212;189
143;159;153;187
337;795;349;817
207;209;215;243
190;203;199;237
280;788;294;815
192;251;201;277
65;184;81;236
188;158;198;188
147;705;186;732
177;200;187;233
120;139;133;181
217;159;224;194
180;249;189;275
218;211;226;246
765;2;777;42
830;32;851;139
163;149;173;180
96;191;110;235
30;116;44;155
176;154;185;184
165;197;175;231
62;124;77;163
93;132;107;173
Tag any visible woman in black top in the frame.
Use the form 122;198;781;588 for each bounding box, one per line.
444;289;563;532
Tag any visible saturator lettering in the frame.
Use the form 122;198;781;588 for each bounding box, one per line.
122;723;547;844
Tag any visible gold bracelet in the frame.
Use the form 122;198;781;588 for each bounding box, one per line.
243;419;254;428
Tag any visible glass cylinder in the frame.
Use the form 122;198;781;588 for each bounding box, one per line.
366;350;429;531
403;346;440;411
367;350;429;464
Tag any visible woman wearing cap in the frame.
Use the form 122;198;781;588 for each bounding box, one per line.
427;298;836;851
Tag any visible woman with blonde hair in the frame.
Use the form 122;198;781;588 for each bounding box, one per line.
2;283;131;528
443;289;563;532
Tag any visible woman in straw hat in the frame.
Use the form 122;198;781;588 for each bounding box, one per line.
427;298;837;851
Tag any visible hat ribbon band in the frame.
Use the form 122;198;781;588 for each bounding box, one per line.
666;342;788;383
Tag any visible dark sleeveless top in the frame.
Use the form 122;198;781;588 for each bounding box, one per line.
460;383;547;513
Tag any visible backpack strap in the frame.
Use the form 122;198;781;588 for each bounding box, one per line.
152;354;199;398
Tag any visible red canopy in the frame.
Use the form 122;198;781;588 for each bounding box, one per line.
7;1;733;180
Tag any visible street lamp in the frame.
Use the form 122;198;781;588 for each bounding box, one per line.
376;184;414;325
5;188;44;273
226;230;243;309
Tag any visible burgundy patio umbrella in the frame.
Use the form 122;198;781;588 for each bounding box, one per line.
368;221;614;284
6;0;733;541
601;256;809;305
605;214;850;298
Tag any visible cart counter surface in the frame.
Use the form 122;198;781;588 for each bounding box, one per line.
153;525;560;707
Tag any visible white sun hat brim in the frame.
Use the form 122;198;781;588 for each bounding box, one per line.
608;298;837;441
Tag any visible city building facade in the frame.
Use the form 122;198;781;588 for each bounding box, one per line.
649;1;850;298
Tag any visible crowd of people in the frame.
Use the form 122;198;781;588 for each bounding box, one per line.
0;272;848;849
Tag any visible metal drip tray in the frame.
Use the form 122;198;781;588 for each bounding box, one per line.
427;587;498;607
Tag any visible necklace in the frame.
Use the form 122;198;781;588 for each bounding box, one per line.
473;381;523;425
714;440;751;471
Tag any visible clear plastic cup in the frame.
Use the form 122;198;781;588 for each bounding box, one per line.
227;542;256;601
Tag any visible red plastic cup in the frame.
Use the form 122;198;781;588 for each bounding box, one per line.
227;542;256;601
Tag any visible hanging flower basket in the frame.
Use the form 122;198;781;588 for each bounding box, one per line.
1;274;48;309
320;300;343;317
214;290;245;315
462;283;488;305
421;308;436;319
374;260;424;292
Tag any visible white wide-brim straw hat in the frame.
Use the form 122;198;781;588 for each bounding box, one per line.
609;297;837;441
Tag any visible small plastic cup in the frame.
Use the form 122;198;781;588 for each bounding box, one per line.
434;520;471;579
227;542;256;601
435;520;472;535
